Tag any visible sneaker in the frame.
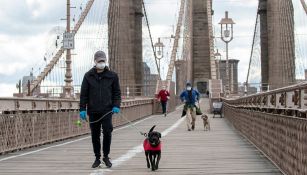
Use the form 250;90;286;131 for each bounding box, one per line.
103;157;112;168
92;159;101;168
191;125;195;130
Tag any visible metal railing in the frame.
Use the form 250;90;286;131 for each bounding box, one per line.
226;82;307;115
223;82;307;175
0;97;80;112
0;98;154;154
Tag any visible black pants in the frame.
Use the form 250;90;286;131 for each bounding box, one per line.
89;113;113;159
161;101;167;114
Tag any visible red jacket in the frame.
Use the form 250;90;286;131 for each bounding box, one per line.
143;139;161;151
158;90;170;102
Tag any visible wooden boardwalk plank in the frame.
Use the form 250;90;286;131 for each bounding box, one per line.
0;99;282;175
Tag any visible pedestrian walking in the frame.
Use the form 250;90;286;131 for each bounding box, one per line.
180;82;200;131
79;51;121;168
157;86;170;117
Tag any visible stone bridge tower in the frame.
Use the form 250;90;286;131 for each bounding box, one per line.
190;0;215;93
108;0;144;94
259;0;295;90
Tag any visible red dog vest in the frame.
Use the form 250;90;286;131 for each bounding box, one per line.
143;139;161;151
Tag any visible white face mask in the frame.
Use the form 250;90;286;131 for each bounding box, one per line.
96;62;106;70
162;86;166;90
187;86;192;91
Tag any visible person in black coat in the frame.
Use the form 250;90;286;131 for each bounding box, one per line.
79;51;121;168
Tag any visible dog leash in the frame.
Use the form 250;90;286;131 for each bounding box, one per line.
88;111;113;124
78;110;147;137
116;112;147;137
76;111;113;127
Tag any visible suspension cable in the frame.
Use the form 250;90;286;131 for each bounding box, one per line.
246;13;260;85
142;0;161;80
166;0;185;81
300;0;307;14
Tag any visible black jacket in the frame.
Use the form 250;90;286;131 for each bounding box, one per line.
80;67;121;115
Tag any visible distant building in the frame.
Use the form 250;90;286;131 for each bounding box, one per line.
216;59;239;94
238;85;258;96
143;62;151;85
22;74;35;94
143;62;159;96
14;72;40;97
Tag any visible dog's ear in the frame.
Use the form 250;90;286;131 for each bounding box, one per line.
158;133;161;138
149;125;156;133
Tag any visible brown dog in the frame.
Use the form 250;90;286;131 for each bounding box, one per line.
201;114;210;131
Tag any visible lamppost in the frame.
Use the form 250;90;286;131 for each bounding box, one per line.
219;11;235;96
243;82;248;96
214;49;222;80
154;38;165;77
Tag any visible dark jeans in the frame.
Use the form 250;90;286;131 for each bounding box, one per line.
89;113;113;159
161;101;167;114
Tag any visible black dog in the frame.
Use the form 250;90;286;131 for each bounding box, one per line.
143;125;161;171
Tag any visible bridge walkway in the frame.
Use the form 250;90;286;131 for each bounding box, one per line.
0;99;282;175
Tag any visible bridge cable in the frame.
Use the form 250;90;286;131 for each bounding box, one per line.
29;0;96;94
294;0;307;79
166;0;186;81
246;13;260;86
142;0;161;80
300;0;307;14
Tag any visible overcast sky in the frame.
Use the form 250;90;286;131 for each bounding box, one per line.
0;0;304;97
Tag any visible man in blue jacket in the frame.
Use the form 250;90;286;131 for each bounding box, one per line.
79;51;121;168
180;82;200;131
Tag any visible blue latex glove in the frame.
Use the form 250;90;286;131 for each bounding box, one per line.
79;111;87;121
112;107;120;114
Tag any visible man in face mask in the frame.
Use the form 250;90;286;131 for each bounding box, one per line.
79;50;121;168
180;82;200;131
157;85;170;117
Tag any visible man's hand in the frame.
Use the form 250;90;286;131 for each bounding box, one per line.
112;107;120;114
79;111;87;121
